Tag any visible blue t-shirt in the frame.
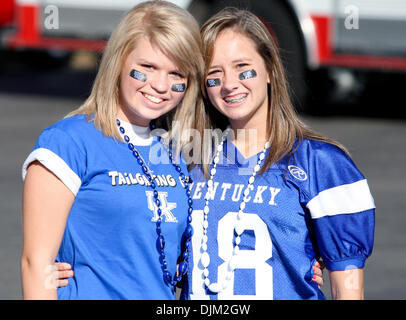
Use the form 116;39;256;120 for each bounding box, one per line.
182;138;375;300
22;115;189;299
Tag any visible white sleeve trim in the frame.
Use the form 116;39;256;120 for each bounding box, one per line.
22;148;82;196
307;179;375;219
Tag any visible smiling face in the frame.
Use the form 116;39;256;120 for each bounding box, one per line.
118;36;187;126
206;29;270;130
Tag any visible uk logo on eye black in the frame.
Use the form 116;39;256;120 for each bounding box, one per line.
288;165;308;181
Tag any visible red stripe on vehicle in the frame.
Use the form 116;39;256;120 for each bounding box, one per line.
9;36;107;52
6;4;106;52
15;4;40;42
310;15;333;62
322;54;406;70
310;15;406;70
0;0;14;26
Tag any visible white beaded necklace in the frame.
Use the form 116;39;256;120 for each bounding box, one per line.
200;127;271;293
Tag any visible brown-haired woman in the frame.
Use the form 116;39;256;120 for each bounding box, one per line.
184;7;375;300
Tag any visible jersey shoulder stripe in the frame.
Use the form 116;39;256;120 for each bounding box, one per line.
307;179;375;219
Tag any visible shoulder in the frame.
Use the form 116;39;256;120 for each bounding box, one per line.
30;114;104;166
38;114;102;148
292;138;357;176
291;139;367;200
45;114;97;137
280;139;352;180
23;115;96;193
295;139;350;163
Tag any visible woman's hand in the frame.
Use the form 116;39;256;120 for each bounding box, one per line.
54;263;74;287
312;261;325;288
53;261;325;289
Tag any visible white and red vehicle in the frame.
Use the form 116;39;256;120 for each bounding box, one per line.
2;0;406;110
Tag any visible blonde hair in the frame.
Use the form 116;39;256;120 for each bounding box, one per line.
68;0;205;147
199;7;348;175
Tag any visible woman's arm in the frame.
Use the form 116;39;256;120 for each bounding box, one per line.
21;161;74;299
328;268;364;300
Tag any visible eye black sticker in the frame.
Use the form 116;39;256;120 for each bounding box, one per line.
206;78;221;87
239;69;257;80
171;83;186;92
130;69;147;82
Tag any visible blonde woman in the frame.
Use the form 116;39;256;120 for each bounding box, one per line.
183;8;375;300
21;0;204;300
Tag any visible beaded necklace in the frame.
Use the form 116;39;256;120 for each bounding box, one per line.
200;127;270;293
116;119;193;288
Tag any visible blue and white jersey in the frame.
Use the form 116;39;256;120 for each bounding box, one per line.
22;114;189;300
183;139;375;300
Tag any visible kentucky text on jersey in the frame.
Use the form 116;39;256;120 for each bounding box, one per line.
191;182;281;206
182;138;375;300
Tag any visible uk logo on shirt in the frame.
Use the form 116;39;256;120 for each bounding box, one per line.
146;191;178;222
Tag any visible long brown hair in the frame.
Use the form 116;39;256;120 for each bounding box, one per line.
198;7;348;176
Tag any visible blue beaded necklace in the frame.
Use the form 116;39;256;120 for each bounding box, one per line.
116;119;193;288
